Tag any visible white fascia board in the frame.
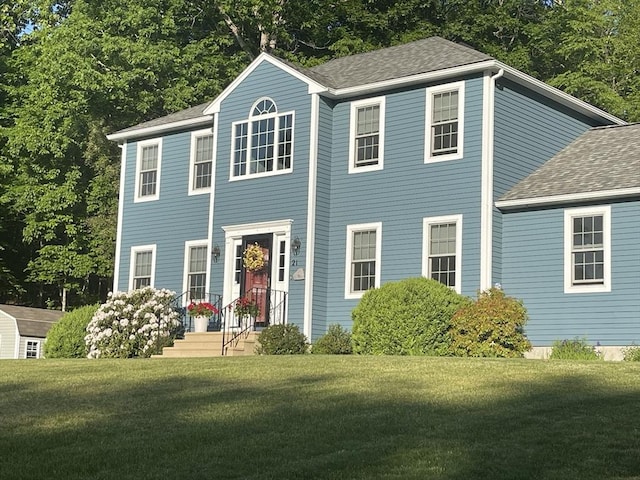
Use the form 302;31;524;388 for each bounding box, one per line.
106;116;213;142
496;188;640;209
204;53;328;115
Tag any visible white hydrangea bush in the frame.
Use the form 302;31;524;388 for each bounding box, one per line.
85;287;181;358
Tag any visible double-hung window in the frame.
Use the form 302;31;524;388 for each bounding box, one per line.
425;82;464;162
231;98;294;179
345;223;382;298
190;130;213;193
130;245;156;290
564;206;611;293
349;97;385;173
423;215;462;293
184;241;208;301
26;340;40;359
135;139;162;201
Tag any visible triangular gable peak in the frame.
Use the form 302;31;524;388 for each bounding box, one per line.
203;53;328;115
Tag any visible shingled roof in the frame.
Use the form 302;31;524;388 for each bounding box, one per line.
0;305;64;338
306;36;491;89
499;123;640;205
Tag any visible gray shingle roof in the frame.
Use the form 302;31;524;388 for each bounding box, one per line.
306;37;492;89
500;123;640;202
109;102;212;137
0;305;64;338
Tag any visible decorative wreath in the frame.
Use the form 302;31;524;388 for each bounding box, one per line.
243;243;265;271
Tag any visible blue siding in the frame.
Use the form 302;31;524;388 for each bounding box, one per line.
118;130;211;294
211;61;312;330
325;75;485;327
502;201;640;346
492;78;602;284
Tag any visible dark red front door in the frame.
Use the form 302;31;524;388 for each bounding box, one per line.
241;235;272;325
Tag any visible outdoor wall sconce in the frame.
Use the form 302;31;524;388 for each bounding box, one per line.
291;236;301;256
212;244;221;263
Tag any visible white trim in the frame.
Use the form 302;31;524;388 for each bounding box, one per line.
344;222;382;300
496;188;640;209
129;244;157;290
206;113;219;294
422;214;463;294
204;54;327;115
25;339;41;359
113;143;127;292
222;219;294;236
425;81;465;163
134;138;162;203
106;116;213;141
188;128;214;195
229;109;295;181
348;96;385;174
564;206;611;294
303;94;320;338
182;240;209;302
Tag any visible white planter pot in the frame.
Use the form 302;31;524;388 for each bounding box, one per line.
193;316;209;333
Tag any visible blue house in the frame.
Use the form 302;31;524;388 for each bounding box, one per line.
107;37;638;357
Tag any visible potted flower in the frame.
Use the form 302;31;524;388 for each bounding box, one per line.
187;301;218;332
235;297;259;320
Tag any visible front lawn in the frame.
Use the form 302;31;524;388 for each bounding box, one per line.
1;356;639;479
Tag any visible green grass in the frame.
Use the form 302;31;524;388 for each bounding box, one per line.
1;356;640;479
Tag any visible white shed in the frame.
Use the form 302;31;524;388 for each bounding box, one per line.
0;305;64;359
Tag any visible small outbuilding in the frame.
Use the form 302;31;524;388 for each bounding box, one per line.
0;305;64;359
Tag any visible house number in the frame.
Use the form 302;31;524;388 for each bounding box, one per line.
291;259;298;267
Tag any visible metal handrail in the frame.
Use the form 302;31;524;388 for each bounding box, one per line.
172;291;223;334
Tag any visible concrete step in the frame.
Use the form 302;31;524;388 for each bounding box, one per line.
155;331;259;358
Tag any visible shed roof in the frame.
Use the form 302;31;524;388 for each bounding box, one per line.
498;123;640;206
0;305;64;338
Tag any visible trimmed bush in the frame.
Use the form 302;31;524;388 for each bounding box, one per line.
312;324;352;354
256;324;308;355
550;338;602;360
623;346;640;362
44;305;99;358
85;287;181;358
351;277;470;356
449;287;531;358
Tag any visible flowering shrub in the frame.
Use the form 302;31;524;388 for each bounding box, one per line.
85;287;181;358
235;296;260;318
243;243;265;271
187;302;218;317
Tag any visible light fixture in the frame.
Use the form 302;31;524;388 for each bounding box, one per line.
291;236;301;256
212;244;221;263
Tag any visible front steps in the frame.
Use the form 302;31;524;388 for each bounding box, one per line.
155;331;260;358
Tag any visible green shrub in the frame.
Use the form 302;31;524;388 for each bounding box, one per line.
256;324;308;355
550;338;602;360
312;324;352;354
623;346;640;361
44;305;99;358
351;277;470;356
449;287;531;358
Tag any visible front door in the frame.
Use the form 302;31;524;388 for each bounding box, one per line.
241;234;272;326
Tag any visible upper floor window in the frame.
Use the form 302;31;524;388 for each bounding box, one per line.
189;130;214;194
564;206;611;293
349;97;385;173
425;82;464;163
345;222;382;299
130;245;156;290
135;139;162;202
423;215;463;294
231;98;294;179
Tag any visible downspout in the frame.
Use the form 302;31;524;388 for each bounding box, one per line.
480;68;504;291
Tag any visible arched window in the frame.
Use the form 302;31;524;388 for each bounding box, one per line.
232;98;294;177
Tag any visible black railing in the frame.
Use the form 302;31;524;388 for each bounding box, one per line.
221;287;287;355
171;292;223;333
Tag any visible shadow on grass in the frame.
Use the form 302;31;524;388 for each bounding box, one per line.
1;357;639;480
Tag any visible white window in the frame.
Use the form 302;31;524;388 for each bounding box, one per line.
26;340;40;359
231;98;294;179
345;223;382;299
425;82;464;162
349;97;385;173
130;245;156;290
183;241;208;301
564;206;611;293
135;139;162;201
189;130;214;194
423;215;463;293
